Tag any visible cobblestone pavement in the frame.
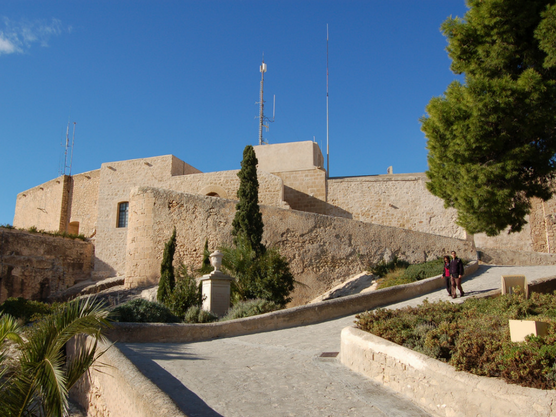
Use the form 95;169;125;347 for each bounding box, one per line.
119;265;555;417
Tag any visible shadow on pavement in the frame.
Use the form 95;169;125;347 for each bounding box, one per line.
117;344;224;417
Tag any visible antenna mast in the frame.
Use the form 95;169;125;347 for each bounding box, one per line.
259;57;267;145
59;120;76;176
326;24;330;178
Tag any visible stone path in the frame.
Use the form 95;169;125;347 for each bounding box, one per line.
119;265;556;417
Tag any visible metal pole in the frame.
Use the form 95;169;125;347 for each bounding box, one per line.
326;25;330;178
259;59;266;145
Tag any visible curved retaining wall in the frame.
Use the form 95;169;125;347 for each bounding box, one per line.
106;261;479;343
69;337;188;417
340;327;555;417
339;275;556;417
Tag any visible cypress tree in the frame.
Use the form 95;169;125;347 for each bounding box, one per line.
157;228;176;302
232;145;265;256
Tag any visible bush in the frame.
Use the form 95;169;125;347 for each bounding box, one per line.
163;265;202;318
0;297;56;324
221;299;280;321
376;268;414;289
402;257;445;281
111;299;179;323
221;238;294;307
355;291;556;389
158;228;177;303
183;306;218;323
376;257;454;289
369;256;409;278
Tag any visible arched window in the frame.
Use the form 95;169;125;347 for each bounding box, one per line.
117;202;129;228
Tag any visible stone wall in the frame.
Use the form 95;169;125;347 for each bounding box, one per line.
124;187;476;305
67;170;100;238
478;247;556;266
13;175;70;232
69;337;187;417
531;196;556;253
168;169;286;207
0;227;94;302
340;326;556;417
274;168;328;214
327;174;468;239
93;154;287;279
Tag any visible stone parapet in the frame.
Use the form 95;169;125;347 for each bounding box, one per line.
340;326;556;417
108;262;479;343
69;337;187;417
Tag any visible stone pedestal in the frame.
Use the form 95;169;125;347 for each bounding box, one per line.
200;251;232;317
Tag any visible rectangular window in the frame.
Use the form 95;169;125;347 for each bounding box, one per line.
117;202;129;228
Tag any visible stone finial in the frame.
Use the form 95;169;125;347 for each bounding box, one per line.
387;166;393;174
209;250;223;272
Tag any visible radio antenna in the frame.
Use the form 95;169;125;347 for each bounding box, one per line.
257;55;274;145
326;24;330;177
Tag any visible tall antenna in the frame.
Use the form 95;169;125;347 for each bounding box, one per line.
59;120;76;176
258;56;274;145
326;24;330;178
69;122;76;176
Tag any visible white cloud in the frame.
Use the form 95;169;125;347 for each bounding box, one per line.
0;35;17;54
0;17;66;56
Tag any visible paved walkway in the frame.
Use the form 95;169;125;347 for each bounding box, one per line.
119;265;555;417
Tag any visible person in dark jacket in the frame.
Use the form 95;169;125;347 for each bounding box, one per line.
449;251;464;298
442;255;452;296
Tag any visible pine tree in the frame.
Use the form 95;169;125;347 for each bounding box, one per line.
232;145;265;256
157;228;176;302
421;0;556;236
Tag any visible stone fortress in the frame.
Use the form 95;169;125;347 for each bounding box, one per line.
9;140;556;304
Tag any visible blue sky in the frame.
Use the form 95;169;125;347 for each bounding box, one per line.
0;0;468;225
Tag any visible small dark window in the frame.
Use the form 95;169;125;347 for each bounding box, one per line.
117;202;129;228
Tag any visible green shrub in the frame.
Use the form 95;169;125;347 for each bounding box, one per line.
163;265;202;318
183;306;218;323
221;238;294;307
0;297;56;324
197;239;213;275
158;228;177;303
369;256;409;278
111;299;179;323
376;268;414;289
221;299;280;321
355;291;556;389
402;257;445;281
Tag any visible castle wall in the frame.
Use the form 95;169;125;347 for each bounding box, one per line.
327;174;467;239
67;170;100;238
0;227;94;303
93;155;287;278
124;187;476;305
167;169;286;207
255;141;324;173
274;168;328;214
13;175;70;232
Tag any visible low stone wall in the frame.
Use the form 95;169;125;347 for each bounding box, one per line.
0;228;94;303
340;327;555;417
124;186;477;305
478;247;556;266
108;262;478;343
339;275;556;417
68;337;188;417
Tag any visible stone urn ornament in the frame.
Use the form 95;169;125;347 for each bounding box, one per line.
209;250;223;272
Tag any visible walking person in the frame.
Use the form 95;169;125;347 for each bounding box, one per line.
442;255;452;297
449;250;464;298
